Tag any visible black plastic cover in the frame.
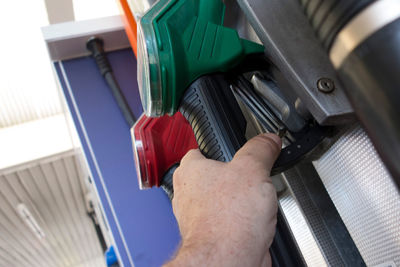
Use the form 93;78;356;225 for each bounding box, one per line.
338;18;400;185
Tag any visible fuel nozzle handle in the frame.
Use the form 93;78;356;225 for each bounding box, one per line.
161;74;329;199
161;74;248;198
179;75;247;161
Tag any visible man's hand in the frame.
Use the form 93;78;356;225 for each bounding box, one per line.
165;133;282;267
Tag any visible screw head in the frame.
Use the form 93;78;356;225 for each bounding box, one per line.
317;78;335;93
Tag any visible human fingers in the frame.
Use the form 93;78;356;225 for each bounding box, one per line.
173;149;205;190
180;148;205;165
232;133;282;172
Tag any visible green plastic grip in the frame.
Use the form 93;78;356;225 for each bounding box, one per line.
142;0;264;116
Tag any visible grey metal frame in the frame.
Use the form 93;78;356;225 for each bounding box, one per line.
236;0;354;125
42;15;130;61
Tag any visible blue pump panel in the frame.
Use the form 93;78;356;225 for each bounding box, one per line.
54;48;181;267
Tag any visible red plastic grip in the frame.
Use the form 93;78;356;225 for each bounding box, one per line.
131;112;198;189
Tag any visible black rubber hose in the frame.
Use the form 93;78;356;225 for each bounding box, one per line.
299;0;376;50
336;18;400;183
300;0;400;183
86;37;136;127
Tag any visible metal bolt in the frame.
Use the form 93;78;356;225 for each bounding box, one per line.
317;78;335;93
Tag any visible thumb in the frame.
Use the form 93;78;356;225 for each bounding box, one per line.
232;133;282;173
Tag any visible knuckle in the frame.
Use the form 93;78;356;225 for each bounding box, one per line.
180;149;199;165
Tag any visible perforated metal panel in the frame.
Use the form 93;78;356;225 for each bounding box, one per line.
279;191;328;267
314;125;400;267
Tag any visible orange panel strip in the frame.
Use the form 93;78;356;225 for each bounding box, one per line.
117;0;138;57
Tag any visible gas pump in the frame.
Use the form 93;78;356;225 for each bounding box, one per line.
131;0;332;197
112;0;400;265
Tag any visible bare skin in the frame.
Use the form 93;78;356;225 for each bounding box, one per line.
164;133;282;267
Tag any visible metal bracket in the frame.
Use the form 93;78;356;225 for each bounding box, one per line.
236;0;354;125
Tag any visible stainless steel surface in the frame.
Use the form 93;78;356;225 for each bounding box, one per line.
295;98;312;120
251;74;305;132
282;163;367;266
223;0;262;44
314;125;400;267
330;0;400;68
232;85;282;133
0;150;106;267
236;0;354;125
251;75;290;120
231;84;295;143
279;189;328;267
235;93;264;139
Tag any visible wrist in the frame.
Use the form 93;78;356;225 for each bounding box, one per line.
164;238;215;267
165;228;266;267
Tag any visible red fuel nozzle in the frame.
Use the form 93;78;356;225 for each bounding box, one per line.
131;112;198;189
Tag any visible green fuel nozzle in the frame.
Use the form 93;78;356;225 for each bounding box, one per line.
137;0;264;117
